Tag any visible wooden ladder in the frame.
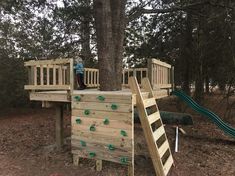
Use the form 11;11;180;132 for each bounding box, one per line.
129;77;174;176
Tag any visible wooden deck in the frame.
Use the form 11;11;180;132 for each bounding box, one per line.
29;88;170;105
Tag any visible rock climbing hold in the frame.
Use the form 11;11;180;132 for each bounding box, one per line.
74;96;81;101
108;144;115;151
90;125;96;131
80;140;86;147
84;109;90;115
111;104;118;110
97;95;105;101
76;118;81;124
120;157;128;164
120;130;127;137
89;152;96;158
103;118;109;125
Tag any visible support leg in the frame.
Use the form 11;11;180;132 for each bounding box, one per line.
96;160;102;171
55;104;64;149
128;164;134;176
73;154;80;166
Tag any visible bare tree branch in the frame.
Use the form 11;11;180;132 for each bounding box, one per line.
127;1;234;22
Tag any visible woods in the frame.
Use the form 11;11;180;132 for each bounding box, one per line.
0;0;235;106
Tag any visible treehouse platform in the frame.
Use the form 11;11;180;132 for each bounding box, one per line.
24;58;174;176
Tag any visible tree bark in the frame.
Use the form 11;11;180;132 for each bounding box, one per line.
94;0;126;91
80;0;93;67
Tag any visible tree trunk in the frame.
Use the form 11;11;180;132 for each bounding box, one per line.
94;0;126;91
80;0;93;67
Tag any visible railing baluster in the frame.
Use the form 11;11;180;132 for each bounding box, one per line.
40;65;44;85
47;66;50;85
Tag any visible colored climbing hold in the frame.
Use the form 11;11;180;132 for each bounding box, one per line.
90;125;96;131
74;96;81;101
97;95;105;101
120;157;128;164
120;130;127;137
89;152;96;158
80;140;86;147
108;144;115;151
103;118;109;125
75;118;81;124
111;104;118;110
84;109;90;115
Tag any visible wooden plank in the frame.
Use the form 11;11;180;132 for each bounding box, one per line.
71;134;132;149
71;140;132;156
143;98;156;108
25;58;71;66
72;94;132;104
71;116;131;129
153;125;165;141
24;85;70;90
47;67;50;85
40;65;44;85
148;112;161;124
151;59;171;69
158;140;169;158
59;66;63;85
163;155;174;175
34;66;37;85
72;102;132;113
72;125;132;139
53;66;56;85
69;58;74;92
72;149;132;164
72;109;132;122
29;92;70;102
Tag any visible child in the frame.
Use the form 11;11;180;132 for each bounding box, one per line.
74;57;86;90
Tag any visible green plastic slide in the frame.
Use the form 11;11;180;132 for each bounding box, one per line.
172;90;235;139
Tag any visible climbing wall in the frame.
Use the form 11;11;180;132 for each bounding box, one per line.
71;91;134;165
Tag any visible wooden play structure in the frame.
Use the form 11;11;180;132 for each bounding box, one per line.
24;58;174;176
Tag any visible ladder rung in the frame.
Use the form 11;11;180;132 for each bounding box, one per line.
143;98;156;108
148;112;161;124
153;125;165;141
158;140;169;158
163;155;174;175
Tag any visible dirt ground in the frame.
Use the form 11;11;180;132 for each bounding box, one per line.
0;94;235;176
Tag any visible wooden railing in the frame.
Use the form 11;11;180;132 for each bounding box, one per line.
24;59;74;91
84;68;99;88
25;58;173;91
148;59;173;89
122;68;148;87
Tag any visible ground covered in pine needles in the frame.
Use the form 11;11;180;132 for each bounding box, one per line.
0;94;235;176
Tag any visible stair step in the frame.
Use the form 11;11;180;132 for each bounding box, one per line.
163;155;174;175
158;140;169;158
148;112;161;124
143;98;156;108
153;125;165;141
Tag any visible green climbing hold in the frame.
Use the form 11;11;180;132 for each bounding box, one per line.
90;125;96;131
111;104;118;110
74;96;81;101
103;118;109;125
120;130;127;137
75;118;81;124
80;140;86;147
120;157;128;164
108;144;115;151
97;95;105;101
84;109;90;115
89;152;96;158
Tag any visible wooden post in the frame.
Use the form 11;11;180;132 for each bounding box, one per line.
96;160;102;171
147;59;153;87
171;66;175;91
55;104;64;149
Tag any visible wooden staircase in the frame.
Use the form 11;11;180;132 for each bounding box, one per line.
129;77;174;176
